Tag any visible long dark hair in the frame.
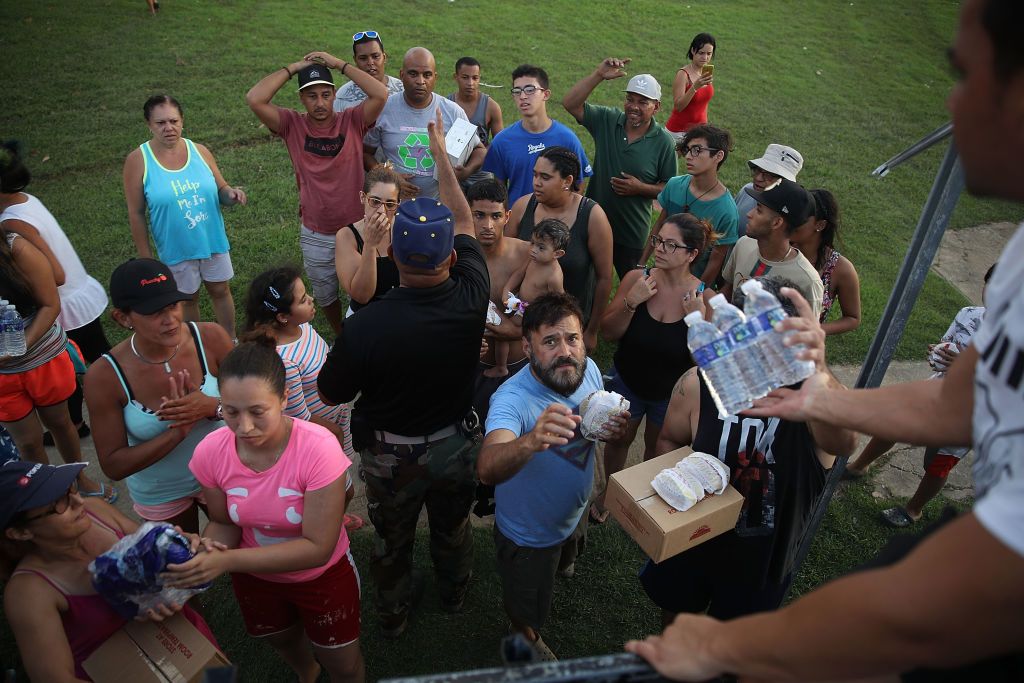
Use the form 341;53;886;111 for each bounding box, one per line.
538;146;581;192
810;189;840;268
243;266;303;335
218;336;287;398
0;140;30;194
0;226;38;317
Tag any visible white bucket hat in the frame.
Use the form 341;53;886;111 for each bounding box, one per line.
748;144;803;181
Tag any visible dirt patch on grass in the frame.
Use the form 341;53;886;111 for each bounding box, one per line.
933;221;1017;304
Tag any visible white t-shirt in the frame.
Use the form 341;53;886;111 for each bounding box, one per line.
971;222;1024;557
0;194;107;330
333;75;404;112
364;92;470;199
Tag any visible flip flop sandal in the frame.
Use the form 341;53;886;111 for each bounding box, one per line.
880;506;917;528
343;513;364;531
81;483;119;505
589;503;609;525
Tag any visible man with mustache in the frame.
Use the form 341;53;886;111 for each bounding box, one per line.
364;47;486;200
478;292;629;660
333;30;404;114
247;51;387;337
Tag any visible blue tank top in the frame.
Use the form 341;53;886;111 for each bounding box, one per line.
101;322;222;506
140;138;229;266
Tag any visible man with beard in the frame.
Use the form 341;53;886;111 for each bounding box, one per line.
478;292;629;660
562;58;678;278
364;47;486;200
247;50;387;336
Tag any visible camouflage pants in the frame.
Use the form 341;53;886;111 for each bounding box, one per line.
360;432;478;621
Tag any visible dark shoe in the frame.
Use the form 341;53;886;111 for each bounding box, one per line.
440;572;471;613
881;506;919;528
557;562;575;579
43;422;90;447
380;613;408;639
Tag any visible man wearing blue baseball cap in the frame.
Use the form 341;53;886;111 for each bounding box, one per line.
319;110;489;638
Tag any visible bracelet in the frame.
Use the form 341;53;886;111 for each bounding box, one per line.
341;62;348;76
282;66;292;79
624;299;637;313
210;399;224;421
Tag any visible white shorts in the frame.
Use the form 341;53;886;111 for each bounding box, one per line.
299;225;340;307
168;252;234;295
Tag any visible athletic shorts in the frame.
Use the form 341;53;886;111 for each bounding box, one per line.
299;225;340;307
605;366;670;427
231;550;361;648
168;252;234;295
924;451;963;478
0;351;77;422
133;490;206;521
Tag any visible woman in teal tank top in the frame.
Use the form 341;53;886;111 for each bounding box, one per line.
123;94;247;338
84;259;235;533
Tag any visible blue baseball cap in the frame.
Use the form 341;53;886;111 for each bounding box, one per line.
0;460;86;529
391;197;455;269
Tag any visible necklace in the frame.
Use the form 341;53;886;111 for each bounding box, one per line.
683;181;720;212
130;334;180;373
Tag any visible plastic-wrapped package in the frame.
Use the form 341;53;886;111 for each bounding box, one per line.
652;452;732;511
486;300;503;326
578;390;630;441
89;522;211;619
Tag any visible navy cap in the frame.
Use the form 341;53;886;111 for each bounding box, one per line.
391;197;455;269
744;178;815;227
110;258;191;314
0;461;86;529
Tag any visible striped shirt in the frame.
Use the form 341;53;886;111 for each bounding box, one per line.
0;234;69;374
277;323;353;456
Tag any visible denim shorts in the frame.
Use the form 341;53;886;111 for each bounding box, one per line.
605;366;670;427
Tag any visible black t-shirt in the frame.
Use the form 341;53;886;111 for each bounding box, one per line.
688;374;827;587
318;234;490;435
613;301;693;401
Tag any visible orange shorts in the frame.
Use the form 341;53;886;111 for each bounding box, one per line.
0;352;77;422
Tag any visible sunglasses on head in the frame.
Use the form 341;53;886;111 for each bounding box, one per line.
353;30;379;42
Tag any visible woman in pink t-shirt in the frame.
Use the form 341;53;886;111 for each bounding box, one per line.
163;339;362;683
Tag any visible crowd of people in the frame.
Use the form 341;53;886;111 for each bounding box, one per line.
3;2;1022;679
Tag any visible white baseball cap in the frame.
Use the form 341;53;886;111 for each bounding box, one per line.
624;74;662;101
748;144;804;182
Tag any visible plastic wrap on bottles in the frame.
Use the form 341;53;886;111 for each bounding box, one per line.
89;522;211;619
579;390;630;441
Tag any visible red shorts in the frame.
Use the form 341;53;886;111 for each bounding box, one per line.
230;551;361;648
924;452;961;478
0;352;77;422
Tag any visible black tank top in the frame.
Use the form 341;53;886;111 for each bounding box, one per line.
518;196;596;325
346;224;401;312
692;374;827;585
613;301;693;401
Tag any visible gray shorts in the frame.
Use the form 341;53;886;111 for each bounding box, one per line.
167;252;234;295
299;225;340;307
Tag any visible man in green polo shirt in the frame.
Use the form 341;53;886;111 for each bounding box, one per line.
563;57;677;278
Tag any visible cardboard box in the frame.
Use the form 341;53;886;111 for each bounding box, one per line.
606;448;743;563
441;117;480;170
84;612;230;683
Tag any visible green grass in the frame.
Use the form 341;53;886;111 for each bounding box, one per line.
2;0;1021;363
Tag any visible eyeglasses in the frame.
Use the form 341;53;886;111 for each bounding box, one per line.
20;481;79;523
352;30;379;42
650;235;697;254
366;195;399;212
510;85;544;97
680;144;719;158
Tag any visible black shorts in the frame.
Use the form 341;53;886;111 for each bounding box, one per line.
494;526;569;631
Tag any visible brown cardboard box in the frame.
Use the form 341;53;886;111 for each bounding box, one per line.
606;448;744;563
84;612;230;683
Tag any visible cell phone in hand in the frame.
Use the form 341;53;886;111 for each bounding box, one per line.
701;64;714;78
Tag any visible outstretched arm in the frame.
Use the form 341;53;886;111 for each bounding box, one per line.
246;61;311;134
562;57;631;122
427;109;473;236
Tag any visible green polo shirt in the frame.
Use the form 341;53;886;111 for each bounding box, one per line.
582;102;677;249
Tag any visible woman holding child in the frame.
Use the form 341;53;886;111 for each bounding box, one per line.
506;146;614;350
592;214;716;522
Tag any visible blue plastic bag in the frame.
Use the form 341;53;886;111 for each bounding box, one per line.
89;522;211;619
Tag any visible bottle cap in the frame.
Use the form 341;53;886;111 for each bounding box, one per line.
740;279;763;295
684;311;703;324
708;293;727;308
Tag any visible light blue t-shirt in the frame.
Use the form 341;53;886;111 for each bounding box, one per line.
141;138;229;266
482;120;594;205
486;358;603;548
658;174;739;278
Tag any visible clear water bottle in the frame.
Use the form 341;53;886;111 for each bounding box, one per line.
0;300;7;357
740;280;815;386
685;311;751;417
708;293;773;399
2;305;26;357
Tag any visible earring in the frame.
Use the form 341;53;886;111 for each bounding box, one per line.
128;325;134;330
562;185;569;191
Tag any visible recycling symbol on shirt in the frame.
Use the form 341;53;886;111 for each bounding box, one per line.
399;132;434;171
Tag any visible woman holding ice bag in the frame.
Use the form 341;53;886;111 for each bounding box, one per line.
163;339;364;683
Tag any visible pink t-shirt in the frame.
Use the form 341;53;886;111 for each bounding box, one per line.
190;419;351;583
276;105;369;234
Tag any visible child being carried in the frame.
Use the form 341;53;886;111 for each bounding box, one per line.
484;219;570;378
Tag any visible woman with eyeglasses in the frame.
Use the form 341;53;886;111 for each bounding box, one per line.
665;33;717;140
334;165;403;315
124;94;247;339
788;189;861;335
84;259;233;534
506;146;614;351
591;214;717;522
0;460;216;682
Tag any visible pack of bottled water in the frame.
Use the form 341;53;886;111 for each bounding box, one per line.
0;302;27;357
685;281;815;417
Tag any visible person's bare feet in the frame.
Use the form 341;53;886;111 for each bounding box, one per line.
483;365;509;378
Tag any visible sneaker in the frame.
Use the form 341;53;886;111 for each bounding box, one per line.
557;563;575;579
531;635;558;661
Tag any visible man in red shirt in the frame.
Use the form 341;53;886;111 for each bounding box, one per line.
247;50;388;336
